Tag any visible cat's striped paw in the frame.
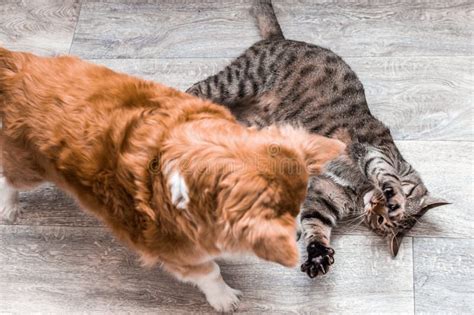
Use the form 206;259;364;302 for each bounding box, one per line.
381;183;405;220
301;242;335;278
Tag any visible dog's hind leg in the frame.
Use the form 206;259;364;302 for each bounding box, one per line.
0;174;20;223
0;135;45;222
0;135;19;222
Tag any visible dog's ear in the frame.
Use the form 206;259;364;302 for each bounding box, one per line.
277;126;346;175
300;134;346;175
219;169;299;267
246;215;299;267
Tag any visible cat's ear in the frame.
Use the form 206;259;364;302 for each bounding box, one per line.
420;195;450;211
389;233;404;257
390;195;449;257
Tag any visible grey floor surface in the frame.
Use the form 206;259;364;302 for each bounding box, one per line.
0;0;473;314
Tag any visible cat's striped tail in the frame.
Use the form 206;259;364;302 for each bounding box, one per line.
251;0;284;40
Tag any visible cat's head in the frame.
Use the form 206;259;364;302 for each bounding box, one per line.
364;165;449;256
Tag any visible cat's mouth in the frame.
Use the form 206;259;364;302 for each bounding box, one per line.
363;192;418;257
365;211;397;236
363;191;402;237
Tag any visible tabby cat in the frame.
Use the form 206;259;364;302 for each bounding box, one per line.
187;0;448;278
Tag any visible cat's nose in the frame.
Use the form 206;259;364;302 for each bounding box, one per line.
389;212;403;223
377;215;394;228
388;203;404;218
388;203;400;212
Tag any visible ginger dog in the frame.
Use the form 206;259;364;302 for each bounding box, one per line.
0;47;345;311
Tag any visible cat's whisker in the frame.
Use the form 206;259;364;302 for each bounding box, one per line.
341;213;365;227
342;214;367;233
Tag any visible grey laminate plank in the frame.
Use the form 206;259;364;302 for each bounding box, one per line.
395;141;473;239
70;1;259;59
0;0;81;55
0;225;414;314
93;56;473;141
414;238;474;314
278;0;474;58
346;57;473;141
13;184;101;227
70;0;473;59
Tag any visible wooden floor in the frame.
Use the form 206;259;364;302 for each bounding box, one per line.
0;0;473;313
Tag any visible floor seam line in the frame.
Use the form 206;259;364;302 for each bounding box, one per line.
412;237;416;315
68;0;83;54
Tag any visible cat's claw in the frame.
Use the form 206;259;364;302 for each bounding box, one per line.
301;242;335;278
382;183;405;218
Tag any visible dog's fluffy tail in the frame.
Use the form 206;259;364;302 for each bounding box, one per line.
251;0;284;40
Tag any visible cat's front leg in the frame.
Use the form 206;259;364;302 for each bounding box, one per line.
352;143;406;219
299;176;349;278
299;174;358;278
300;215;335;278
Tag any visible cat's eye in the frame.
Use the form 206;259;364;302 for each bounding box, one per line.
377;216;384;225
402;182;418;198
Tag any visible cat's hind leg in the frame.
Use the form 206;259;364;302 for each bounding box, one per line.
300;175;356;278
186;62;248;107
186;48;269;107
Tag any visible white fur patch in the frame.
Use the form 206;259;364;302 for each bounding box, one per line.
0;177;20;222
326;171;352;188
363;190;375;212
168;170;189;210
195;264;242;312
363;190;375;206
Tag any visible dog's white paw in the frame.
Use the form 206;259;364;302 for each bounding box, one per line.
0;203;20;223
0;177;20;223
206;285;242;312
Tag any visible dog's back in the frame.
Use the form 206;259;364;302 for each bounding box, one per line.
0;47;18;119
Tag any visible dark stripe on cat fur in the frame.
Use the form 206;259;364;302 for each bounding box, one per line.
326;55;338;63
341;86;362;97
382;173;400;181
343;72;357;82
284;96;317;120
317;196;341;220
301;211;333;226
300;65;316;77
226;68;233;84
238;81;246;98
405;183;419;197
363;157;378;176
